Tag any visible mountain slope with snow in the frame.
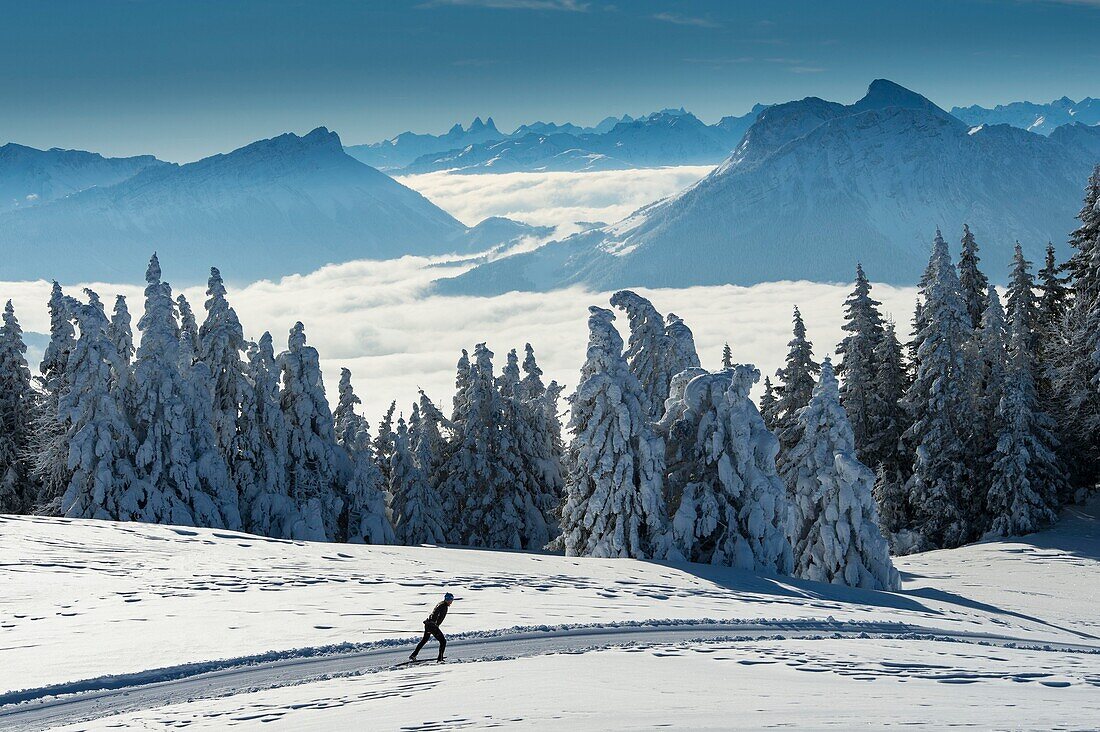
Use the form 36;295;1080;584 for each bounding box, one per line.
0;128;474;283
952;96;1100;135
344;117;507;171
440;80;1100;294
0;143;165;214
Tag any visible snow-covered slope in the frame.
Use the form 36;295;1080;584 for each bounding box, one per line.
952;96;1100;136
1;497;1097;729
401;110;743;174
439;80;1100;294
0;128;473;283
0;143;164;214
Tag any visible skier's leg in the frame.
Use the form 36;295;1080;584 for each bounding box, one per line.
411;626;431;659
431;625;446;660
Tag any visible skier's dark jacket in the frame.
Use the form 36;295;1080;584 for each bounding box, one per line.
425;600;449;627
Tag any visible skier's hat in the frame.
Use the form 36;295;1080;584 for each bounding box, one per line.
444;592;455;602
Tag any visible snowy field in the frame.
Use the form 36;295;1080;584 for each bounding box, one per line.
2;500;1098;729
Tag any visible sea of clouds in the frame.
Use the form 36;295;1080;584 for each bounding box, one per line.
1;167;918;423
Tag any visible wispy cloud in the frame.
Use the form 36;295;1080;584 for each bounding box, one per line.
651;11;720;27
684;56;826;74
419;0;589;10
790;65;825;74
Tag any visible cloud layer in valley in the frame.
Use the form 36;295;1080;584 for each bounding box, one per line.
397;166;714;236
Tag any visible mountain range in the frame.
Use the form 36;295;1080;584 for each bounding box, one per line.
438;80;1100;294
951;97;1100;136
0;128;514;283
346;107;766;174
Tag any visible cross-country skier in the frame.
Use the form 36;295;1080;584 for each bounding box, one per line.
410;592;454;662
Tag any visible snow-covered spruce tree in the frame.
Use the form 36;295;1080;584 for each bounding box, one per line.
373;400;397;487
132;255;239;529
498;348;552;550
663;312;701;381
238;332;297;538
391;415;446;545
58;291;146;521
31;282;77;511
836;264;885;463
863;321;909;479
108;295;134;368
759;376;779;431
176;293;200;362
560;307;671;559
957;224;990;330
772;306;820;470
902;232;977;550
609;289;672;418
985;302;1066;537
1004;243;1039;356
975;287;1009;475
782;359;899;590
659;365;793;573
279;322;343;541
722;343;733;369
1035;242;1069;401
1054;166;1100;491
334;369;394;545
439;349;472;532
518;344;565;539
872;464;909;542
0;301;37;513
197;267;249;486
412;390;449;488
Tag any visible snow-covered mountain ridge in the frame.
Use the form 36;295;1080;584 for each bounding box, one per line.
952;96;1100;136
439;80;1100;293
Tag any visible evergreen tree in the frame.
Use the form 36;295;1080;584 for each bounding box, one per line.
108;295;134;368
836;264;885;462
58;291;146;521
957;224;990;330
132;255;239;529
782;359;900;590
343;408;395;545
975;287;1009;486
660;365;793;573
238;333;297;538
1035;242;1069;400
197;267;251;510
334;368;366;450
902;232;977;550
0;301;37;513
176;293;200;361
771;306;820;468
391;415;446;545
872;465;909;543
31;282;77;510
864;321;909;478
759;376;778;431
520;344;565;538
721;342;732;369
610;290;672;418
560;307;670;559
986;303;1065;537
412;390;449;489
279;322;343;540
373;400;397;486
663;312;701;382
1004;243;1039;356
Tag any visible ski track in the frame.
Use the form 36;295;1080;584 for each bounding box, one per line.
2;619;1098;732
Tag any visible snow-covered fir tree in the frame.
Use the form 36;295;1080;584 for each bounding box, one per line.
659;365;793;573
771;306;820;469
957;224;990;330
391;415;446;545
441;343;520;547
334;368;366;450
782;359;899;590
58;291;146;521
373;400;397;486
333;369;394;545
759;376;778;431
0;301;37;513
108;295;134;368
975;287;1009;478
902;232;977;550
1004;243;1039;356
278;322;343;541
412;390;449;489
836;264;885;463
197;267;252;510
1035;242;1069;400
176;293;200;362
238;332;297;538
663;312;701;381
132;255;239;529
986;301;1065;537
519;343;565;539
721;342;733;369
609;289;674;418
1054;165;1100;490
31;282;77;511
863;321;909;479
560;307;670;559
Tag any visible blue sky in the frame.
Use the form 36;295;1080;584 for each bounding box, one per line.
1;0;1096;161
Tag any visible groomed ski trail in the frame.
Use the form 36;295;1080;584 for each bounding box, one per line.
2;618;1098;732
